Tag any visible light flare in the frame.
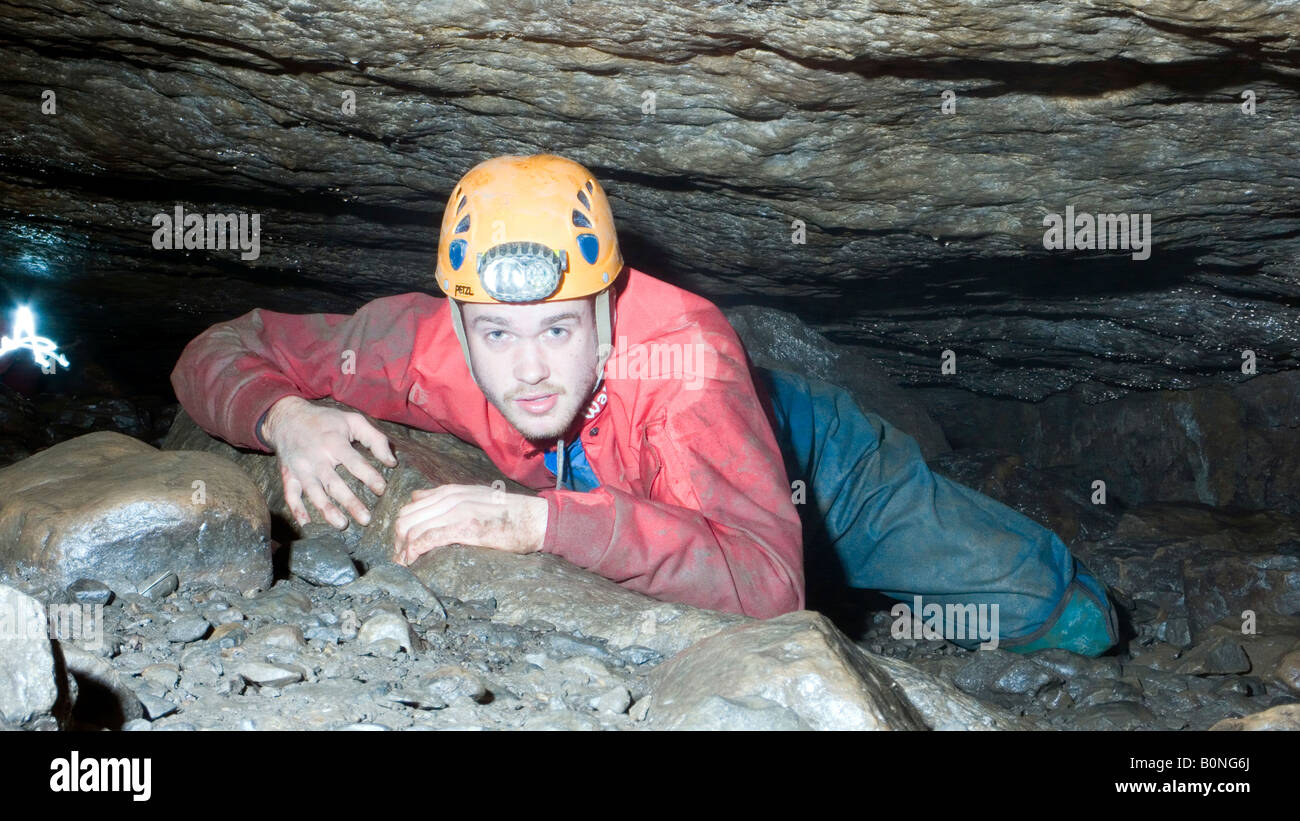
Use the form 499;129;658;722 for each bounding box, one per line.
0;305;70;370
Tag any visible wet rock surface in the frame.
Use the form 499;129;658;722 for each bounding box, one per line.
2;1;1298;406
161;404;530;570
645;611;927;731
0;382;1294;730
0;585;64;729
726;305;950;461
1;510;1297;730
0;431;272;594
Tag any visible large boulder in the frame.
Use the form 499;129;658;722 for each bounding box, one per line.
0;431;271;595
412;545;743;659
0;584;63;729
1210;704;1300;731
645;610;921;731
162;402;530;570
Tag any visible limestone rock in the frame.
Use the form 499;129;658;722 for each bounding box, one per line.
357;612;419;654
3;1;1298;406
0;585;62;727
931;449;1120;545
237;662;304;688
953;649;1064;705
646;611;925;731
162;405;529;570
1210;704;1300;731
869;653;1039;731
924;374;1300;516
287;535;358;587
342;562;443;615
1174;635;1252;676
0;431;271;594
1271;648;1300;694
412;545;743;658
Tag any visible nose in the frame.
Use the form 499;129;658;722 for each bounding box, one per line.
513;336;550;385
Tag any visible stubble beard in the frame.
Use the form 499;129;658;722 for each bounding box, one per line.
486;375;597;443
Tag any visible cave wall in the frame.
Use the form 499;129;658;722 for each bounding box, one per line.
0;1;1297;429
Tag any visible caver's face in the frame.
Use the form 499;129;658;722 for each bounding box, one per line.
460;297;601;442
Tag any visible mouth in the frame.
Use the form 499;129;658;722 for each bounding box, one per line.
514;393;559;415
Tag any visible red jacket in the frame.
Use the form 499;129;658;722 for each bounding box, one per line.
170;268;805;618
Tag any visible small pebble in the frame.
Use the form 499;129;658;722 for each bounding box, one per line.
251;625;306;651
210;623;247;648
140;571;179;601
136;691;177;720
237;662;304;688
423;666;489;704
165;614;211;643
358;612;417;653
209;607;245;626
141;663;180;690
288;536;359;587
67;579;114;606
593;686;632;715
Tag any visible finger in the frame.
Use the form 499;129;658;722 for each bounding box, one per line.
394;493;458;542
400;532;444;565
302;474;348;530
396;494;481;557
281;467;311;526
412;484;489;508
322;472;372;527
404;518;463;554
338;448;387;497
402;489;447;513
353;421;397;467
407;486;438;503
398;489;481;524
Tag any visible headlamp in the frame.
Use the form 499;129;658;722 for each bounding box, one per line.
477;241;567;303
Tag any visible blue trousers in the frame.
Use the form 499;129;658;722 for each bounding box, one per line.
758;367;1118;656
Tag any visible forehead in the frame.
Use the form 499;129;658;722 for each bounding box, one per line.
461;297;594;328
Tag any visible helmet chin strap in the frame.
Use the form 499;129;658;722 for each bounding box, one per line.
449;299;477;384
593;288;613;390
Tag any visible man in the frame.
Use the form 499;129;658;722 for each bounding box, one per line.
171;154;1118;654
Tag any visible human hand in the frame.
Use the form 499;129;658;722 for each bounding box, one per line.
262;395;397;530
393;484;548;565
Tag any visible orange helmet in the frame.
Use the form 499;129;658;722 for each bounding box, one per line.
434;155;624;386
435;155;624;303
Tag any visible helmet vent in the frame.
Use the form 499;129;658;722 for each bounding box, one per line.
454;215;471;234
576;233;599;265
585;180;594;194
456;194;467;213
571;209;593;228
576;189;591;210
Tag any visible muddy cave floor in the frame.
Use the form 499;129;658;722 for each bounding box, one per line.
4;389;1300;731
41;567;1299;732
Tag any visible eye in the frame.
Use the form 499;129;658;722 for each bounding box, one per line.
485;330;508;342
546;326;570;339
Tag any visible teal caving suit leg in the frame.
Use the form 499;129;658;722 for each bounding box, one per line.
757;366;1119;656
